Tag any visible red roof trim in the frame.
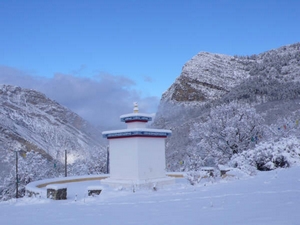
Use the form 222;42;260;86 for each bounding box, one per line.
107;135;167;139
125;120;148;123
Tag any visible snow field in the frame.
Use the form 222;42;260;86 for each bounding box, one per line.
0;167;300;225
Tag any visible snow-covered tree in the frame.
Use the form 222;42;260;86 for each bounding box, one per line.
0;146;107;201
191;101;265;166
229;137;300;172
0;150;55;201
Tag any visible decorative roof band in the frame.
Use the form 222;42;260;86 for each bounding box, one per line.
103;131;171;138
120;116;152;122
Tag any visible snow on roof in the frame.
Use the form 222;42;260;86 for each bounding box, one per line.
103;128;171;135
46;184;67;190
87;186;104;190
218;164;231;171
120;113;153;122
201;167;215;171
102;128;172;138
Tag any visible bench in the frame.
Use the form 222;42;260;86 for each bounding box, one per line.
220;169;230;177
201;167;215;177
47;184;67;200
87;186;103;196
218;165;231;177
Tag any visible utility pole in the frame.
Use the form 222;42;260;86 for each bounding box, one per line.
64;150;67;177
15;151;18;199
106;146;110;174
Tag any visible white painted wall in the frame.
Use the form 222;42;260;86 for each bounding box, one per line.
136;137;166;179
109;138;138;180
109;137;166;181
127;122;147;129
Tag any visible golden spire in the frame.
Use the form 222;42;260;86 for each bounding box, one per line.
133;102;138;113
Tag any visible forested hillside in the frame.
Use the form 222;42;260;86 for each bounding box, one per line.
153;43;300;173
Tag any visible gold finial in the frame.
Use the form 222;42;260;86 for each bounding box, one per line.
133;102;138;113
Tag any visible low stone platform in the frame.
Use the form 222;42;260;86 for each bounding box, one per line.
101;176;175;190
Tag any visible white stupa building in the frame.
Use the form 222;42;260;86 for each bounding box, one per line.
101;103;174;188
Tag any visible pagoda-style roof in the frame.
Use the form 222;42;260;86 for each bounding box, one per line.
120;113;152;123
102;102;171;139
102;128;171;139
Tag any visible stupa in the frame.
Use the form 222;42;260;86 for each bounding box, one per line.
101;102;174;188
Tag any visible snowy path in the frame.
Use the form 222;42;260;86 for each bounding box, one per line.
1;167;300;225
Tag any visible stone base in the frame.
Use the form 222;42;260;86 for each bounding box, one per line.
100;176;175;190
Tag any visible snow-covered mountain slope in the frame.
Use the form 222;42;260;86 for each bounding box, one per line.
162;52;250;102
154;43;300;172
162;43;300;104
0;84;105;159
0;85;107;200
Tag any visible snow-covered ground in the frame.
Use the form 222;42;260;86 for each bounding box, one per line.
1;167;299;225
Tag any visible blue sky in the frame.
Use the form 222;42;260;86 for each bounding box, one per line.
0;0;299;128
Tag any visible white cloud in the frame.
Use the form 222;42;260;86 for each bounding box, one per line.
0;66;160;130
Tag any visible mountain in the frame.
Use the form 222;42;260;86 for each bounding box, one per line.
0;85;107;200
162;43;300;104
153;43;300;172
161;52;249;103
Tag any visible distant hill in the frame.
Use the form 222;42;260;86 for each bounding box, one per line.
0;85;107;200
153;43;300;172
